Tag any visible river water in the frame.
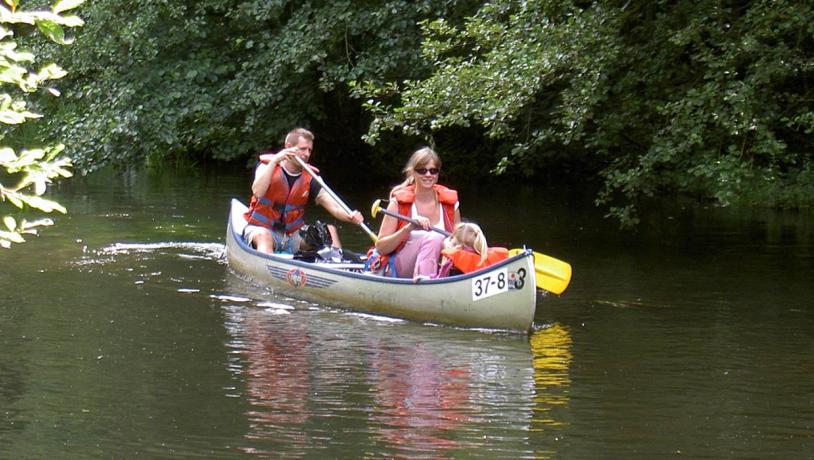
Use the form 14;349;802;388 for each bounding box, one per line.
1;167;812;458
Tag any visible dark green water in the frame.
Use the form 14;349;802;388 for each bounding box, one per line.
1;168;812;458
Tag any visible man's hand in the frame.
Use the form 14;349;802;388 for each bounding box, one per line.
259;147;298;165
348;210;364;225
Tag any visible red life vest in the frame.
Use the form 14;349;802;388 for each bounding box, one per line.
440;246;509;274
392;184;458;233
244;160;317;234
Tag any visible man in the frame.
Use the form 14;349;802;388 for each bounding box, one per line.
243;127;364;254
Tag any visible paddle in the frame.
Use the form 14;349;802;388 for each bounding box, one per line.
507;248;571;295
293;156;378;243
370;199;572;294
370;198;452;237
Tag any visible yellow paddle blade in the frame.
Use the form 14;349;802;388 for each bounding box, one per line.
509;248;572;295
532;251;572;294
370;199;382;219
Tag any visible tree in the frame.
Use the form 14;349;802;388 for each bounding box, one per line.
39;0;481;175
22;0;814;226
0;0;83;248
355;0;814;226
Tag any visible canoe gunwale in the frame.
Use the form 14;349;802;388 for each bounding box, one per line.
230;225;532;287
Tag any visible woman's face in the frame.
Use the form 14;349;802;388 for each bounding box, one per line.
412;161;440;189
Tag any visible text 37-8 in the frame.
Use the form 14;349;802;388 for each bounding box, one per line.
472;268;508;301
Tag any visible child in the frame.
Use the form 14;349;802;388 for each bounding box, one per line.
434;222;509;278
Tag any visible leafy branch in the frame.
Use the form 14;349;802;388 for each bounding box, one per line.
0;0;83;248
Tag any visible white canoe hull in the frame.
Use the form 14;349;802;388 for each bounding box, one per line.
225;199;538;332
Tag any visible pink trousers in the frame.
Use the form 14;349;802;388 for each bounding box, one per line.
393;231;444;278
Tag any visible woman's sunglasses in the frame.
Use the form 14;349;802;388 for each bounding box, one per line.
414;167;440;176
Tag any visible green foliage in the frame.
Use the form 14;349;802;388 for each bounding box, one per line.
20;0;814;226
39;0;480;173
592;0;814;225
356;0;814;226
0;0;81;248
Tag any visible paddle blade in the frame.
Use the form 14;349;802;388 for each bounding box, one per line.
509;249;572;295
532;251;571;294
370;199;382;219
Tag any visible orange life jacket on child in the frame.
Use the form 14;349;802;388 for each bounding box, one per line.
440;246;509;274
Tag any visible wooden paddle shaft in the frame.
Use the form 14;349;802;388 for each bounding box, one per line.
293;156;378;242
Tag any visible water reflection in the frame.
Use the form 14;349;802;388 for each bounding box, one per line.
61;236;577;458
233;306;311;457
529;324;572;430
220;280;553;458
366;337;472;457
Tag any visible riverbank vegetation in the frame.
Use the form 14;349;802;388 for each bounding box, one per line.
28;0;814;226
0;0;82;248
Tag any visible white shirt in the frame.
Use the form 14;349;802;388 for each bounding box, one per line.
411;202;445;228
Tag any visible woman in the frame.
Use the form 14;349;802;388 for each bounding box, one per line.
375;147;461;278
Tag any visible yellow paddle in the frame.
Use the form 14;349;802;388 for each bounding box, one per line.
371;199;572;294
508;248;571;295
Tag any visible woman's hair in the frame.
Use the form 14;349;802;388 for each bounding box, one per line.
391;147;442;193
451;222;488;264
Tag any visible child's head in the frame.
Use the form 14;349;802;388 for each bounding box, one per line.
449;222;488;264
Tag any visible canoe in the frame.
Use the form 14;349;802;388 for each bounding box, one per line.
225;199;539;332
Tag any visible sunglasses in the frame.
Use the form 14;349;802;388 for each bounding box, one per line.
414;167;440;176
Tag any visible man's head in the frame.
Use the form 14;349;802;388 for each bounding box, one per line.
283;128;314;172
284;128;315;168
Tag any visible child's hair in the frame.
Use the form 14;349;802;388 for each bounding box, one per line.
450;222;488;265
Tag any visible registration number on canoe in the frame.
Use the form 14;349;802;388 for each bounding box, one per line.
472;268;509;301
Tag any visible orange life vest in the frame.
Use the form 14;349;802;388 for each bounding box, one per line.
392;184;458;233
441;246;509;274
244;160;317;234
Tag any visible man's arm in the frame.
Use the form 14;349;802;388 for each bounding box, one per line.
251;162;273;197
252;149;296;196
